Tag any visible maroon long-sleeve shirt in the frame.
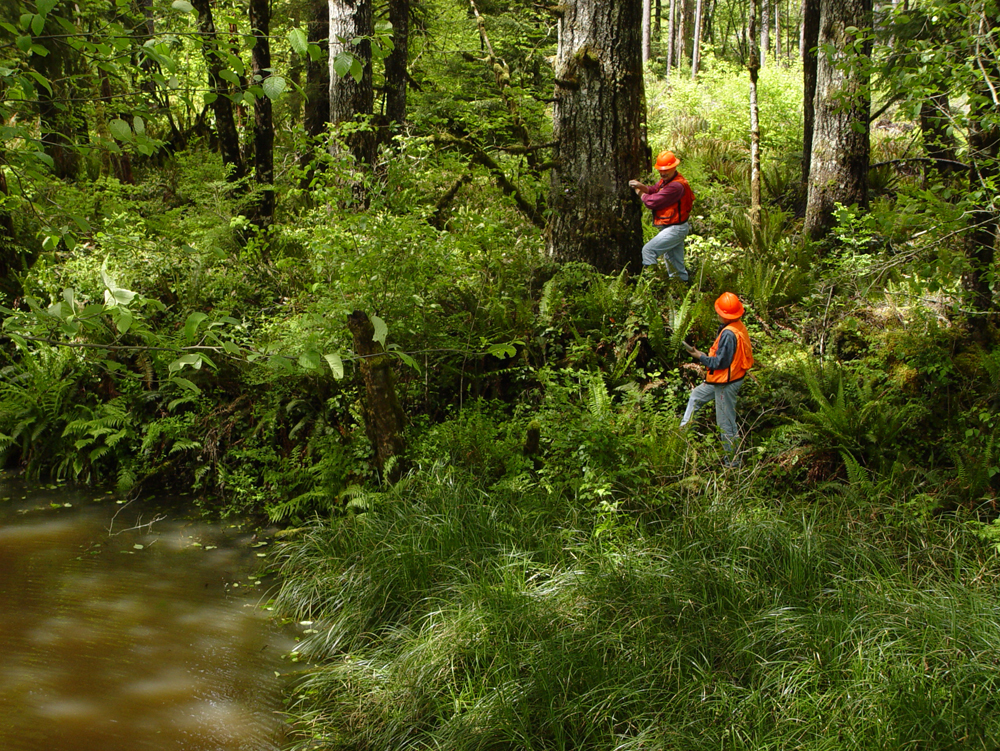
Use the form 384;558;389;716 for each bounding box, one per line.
641;177;685;211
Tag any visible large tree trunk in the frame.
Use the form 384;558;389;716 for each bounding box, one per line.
346;311;407;481
329;0;375;165
305;0;330;139
385;0;410;126
192;0;245;181
804;0;871;242
547;0;647;274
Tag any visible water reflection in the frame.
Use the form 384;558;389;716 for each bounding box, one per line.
0;482;292;751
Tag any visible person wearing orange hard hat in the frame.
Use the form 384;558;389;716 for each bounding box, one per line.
680;292;755;466
628;150;695;281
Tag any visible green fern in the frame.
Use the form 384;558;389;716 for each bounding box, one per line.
586;372;613;423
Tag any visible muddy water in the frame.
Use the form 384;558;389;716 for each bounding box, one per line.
0;481;293;751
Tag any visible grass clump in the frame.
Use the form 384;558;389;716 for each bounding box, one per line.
273;410;1000;750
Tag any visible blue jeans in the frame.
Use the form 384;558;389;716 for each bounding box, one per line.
681;380;744;463
642;221;690;280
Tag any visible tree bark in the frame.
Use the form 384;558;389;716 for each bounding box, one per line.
800;0;820;186
249;0;275;228
749;0;762;252
192;0;245;181
803;0;872;242
385;0;410;126
346;311;407;481
329;0;375;165
643;0;652;62
547;0;647;274
666;0;676;76
920;91;958;173
761;0;770;65
305;0;330;139
691;0;703;77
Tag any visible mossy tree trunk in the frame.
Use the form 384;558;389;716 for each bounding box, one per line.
347;311;406;481
547;0;647;274
803;0;871;241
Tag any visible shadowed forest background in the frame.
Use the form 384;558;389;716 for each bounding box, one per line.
2;0;1000;746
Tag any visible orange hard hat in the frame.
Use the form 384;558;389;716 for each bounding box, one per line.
655;150;680;170
714;292;744;320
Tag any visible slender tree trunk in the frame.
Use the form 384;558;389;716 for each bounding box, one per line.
249;0;275;228
675;0;686;70
761;0;770;65
385;0;410;126
643;0;652;62
548;0;647;273
305;0;330;139
654;0;662;47
749;0;762;252
961;11;1000;330
329;0;374;164
963;112;999;329
920;91;958;173
666;0;676;75
346;311;407;481
192;0;245;180
801;0;820;186
775;0;782;59
803;0;872;241
691;0;703;76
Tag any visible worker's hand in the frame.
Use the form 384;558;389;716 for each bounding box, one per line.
690;348;706;360
628;180;644;194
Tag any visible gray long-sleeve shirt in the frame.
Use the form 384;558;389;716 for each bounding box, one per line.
699;324;739;378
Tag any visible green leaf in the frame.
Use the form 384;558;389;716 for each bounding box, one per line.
133;115;145;135
332;51;356;79
219;69;240;85
169;376;200;394
370;314;388;345
31;14;44;35
108;118;132;141
222;340;242;356
16;36;32;53
324;352;344;379
262;75;285;99
287;28;308;55
298;350;322;370
169;353;202;373
104;287;136;306
396;351;420;372
115;308;133;335
171;0;194;11
184;311;208;341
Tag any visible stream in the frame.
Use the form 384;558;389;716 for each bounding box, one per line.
0;477;294;750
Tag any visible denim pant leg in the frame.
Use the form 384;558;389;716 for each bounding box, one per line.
714;380;743;459
641;222;690;280
681;382;716;427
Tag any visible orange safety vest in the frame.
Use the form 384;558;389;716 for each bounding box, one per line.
706;320;754;384
652;173;695;226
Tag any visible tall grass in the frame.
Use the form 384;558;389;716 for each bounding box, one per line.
274;461;1000;750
